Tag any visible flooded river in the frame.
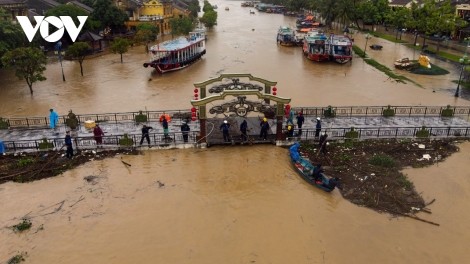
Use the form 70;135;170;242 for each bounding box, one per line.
1;0;470;263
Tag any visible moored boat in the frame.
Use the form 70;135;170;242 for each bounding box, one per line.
289;142;336;192
302;30;329;62
277;26;296;46
329;34;353;64
143;31;206;74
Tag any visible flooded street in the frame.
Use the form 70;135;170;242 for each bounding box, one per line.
1;0;470;263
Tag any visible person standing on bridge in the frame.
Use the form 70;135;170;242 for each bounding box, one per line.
287;109;295;126
49;109;59;129
220;120;231;142
64;131;74;159
296;112;304;136
315;117;322;138
140;124;153;147
181;121;190;143
240;119;248;142
162;117;169;139
93;124;105;147
259;117;270;140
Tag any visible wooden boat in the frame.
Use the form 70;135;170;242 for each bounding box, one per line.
302;30;330;62
277;26;296;46
143;31;206;74
289;143;336;192
370;44;383;50
329;34;353;64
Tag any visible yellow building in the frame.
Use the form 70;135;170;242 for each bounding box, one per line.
117;0;190;35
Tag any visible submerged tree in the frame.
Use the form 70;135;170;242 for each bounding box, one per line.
66;42;91;76
1;47;47;94
110;37;131;63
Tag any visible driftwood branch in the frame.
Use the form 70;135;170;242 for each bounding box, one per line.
69;196;85;207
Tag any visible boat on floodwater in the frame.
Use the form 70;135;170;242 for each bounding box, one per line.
303;31;353;64
277;26;296;46
329;34;353;64
143;31;206;74
302;30;329;62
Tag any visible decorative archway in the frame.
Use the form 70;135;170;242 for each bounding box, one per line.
190;74;291;143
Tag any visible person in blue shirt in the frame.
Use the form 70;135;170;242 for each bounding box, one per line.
296;112;304;136
49;109;59;129
220;120;231;142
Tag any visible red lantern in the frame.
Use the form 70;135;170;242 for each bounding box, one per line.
194;88;198;93
191;116;197;121
273;92;277;96
272;86;277;92
194;93;199;98
191;107;197;112
191;112;197;117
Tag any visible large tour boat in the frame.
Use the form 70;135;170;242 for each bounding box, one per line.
143;31;206;74
277;26;296;46
302;30;329;62
329;34;353;64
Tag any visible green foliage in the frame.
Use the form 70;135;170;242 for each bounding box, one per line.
66;42;91;76
345;127;359;139
7;252;27;264
119;133;134;146
135;111;148;123
0;117;8;129
38;138;54;150
91;0;128;30
0;9;27;67
368;154;396;167
12;219;32;232
169;16;194;37
110;37;131;63
416;126;430;138
200;8;217;28
409;63;450;75
440;105;454;117
45;4;96;32
397;173;414;190
17;157;34;167
323;105;336;118
382;105;395;117
202;0;214;12
135;23;158;45
187;0;201;18
1;47;47;94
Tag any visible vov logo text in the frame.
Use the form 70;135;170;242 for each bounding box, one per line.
16;16;88;43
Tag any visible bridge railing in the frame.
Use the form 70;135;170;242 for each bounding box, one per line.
290;126;470;141
3;110;193;129
2;131;199;152
293;106;470;118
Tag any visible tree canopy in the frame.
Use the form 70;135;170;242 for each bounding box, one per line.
169;16;194;37
45;4;98;32
66;42;91;76
1;47;47;94
110;37;131;63
0;8;27;67
91;0;128;32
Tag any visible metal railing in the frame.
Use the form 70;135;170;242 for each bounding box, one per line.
2;106;469;130
2;110;193;129
2;131;199;152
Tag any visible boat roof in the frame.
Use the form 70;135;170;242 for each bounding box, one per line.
278;26;294;33
150;33;204;52
330;35;352;45
304;31;327;42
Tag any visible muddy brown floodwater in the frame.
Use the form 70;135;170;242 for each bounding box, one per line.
1;0;470;263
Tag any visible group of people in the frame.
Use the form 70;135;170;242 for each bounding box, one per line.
219;117;271;143
138;116;192;147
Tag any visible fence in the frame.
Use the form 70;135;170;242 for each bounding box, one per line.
2;125;469;153
1;110;193;129
2;106;470;130
2;131;199;152
292;106;470;118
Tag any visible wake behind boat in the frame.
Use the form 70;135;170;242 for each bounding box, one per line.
289;142;338;192
143;31;206;74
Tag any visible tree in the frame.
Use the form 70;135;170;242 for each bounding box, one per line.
0;8;27;67
45;4;98;32
186;0;201;18
66;42;91;76
385;7;412;40
169;16;194;37
200;10;217;28
135;23;158;52
92;0;128;32
1;47;47;94
110;37;131;63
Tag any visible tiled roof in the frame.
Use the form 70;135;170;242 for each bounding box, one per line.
0;0;26;4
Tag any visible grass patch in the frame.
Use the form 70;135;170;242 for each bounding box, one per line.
451;79;470;89
7;252;27;264
404;43;461;62
12;219;32;232
370;31;407;44
352;45;420;87
368;154;396;168
17;157;34;167
398;173;414;190
408;63;450;75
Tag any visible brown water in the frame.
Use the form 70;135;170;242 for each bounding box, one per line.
1;144;470;263
1;0;470;262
